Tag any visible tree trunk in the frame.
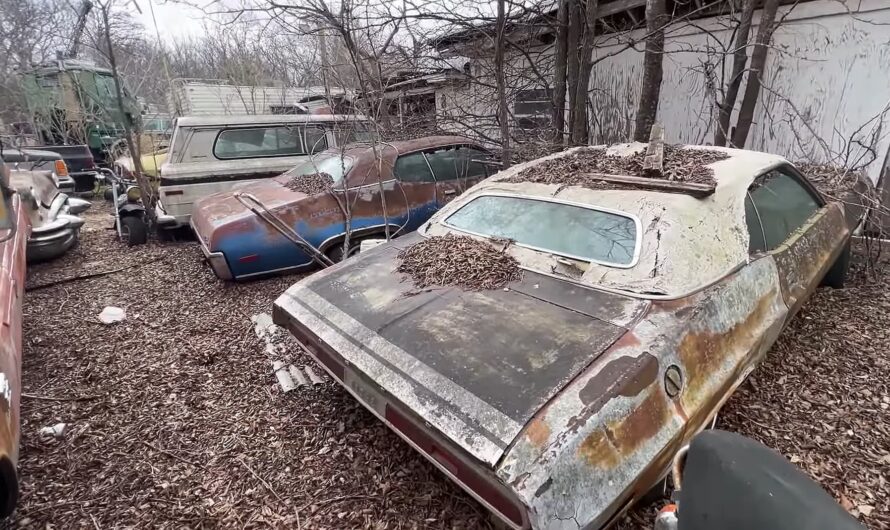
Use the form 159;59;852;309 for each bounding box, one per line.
495;0;511;167
571;0;598;145
714;0;756;146
565;0;582;143
731;0;780;148
101;4;156;221
551;0;569;144
633;0;667;142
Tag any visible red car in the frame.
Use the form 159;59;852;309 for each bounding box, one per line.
0;158;30;515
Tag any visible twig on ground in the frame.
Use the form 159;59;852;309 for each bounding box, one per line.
26;257;167;291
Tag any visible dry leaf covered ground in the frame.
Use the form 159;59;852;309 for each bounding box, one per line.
3;202;888;529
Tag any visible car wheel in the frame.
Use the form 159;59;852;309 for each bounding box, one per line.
821;240;851;289
120;216;149;246
325;240;362;263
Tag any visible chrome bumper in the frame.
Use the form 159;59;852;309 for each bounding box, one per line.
192;221;233;281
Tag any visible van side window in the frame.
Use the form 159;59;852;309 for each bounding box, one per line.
305;126;328;154
745;167;822;251
394;152;435;183
214;126;307;159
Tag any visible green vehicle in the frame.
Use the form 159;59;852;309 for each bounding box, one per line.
21;59;143;164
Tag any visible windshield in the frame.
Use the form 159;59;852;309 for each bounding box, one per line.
444;194;639;267
283;153;353;184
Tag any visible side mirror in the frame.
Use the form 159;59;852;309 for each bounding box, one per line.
0;160;16;231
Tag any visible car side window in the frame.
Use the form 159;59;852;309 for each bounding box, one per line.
455;147;492;178
425;148;460;181
304;126;328;154
214;126;305;159
746;167;822;251
394;152;435;183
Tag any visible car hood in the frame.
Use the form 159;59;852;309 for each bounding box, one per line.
273;233;649;466
191;177;310;248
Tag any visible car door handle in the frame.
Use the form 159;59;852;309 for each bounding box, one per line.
443;189;456;196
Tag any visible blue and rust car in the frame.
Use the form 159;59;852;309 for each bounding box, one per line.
190;136;493;280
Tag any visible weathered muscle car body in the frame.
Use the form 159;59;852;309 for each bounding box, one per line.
191;136;492;280
273;144;853;529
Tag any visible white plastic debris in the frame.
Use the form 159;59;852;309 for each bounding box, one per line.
288;365;308;387
39;423;67;438
98;306;126;324
272;361;295;393
305;366;324;386
251;313;278;340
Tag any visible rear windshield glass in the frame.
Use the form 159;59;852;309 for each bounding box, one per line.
444;195;639;266
283;154;353;185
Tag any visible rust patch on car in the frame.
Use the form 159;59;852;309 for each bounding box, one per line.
578;429;620;469
525;417;551;448
677;290;775;401
605;388;669;457
567;351;659;433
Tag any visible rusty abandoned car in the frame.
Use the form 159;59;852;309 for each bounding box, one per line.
272;143;858;529
191;136;494;280
0;159;29;516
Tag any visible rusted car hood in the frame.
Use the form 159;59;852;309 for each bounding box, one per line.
273;233;648;466
191;177;308;246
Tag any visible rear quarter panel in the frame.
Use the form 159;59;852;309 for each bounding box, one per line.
498;257;789;529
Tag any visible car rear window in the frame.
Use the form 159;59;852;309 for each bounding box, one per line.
283;154;353;185
444;194;639;267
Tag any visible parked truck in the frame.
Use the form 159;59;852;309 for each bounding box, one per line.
20;59;143;166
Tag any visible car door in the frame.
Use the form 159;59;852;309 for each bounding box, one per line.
745;164;849;315
392;151;439;231
425;146;493;208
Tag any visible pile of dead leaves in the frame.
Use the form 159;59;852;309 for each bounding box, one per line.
397;234;522;290
283;172;334;195
508;145;729;189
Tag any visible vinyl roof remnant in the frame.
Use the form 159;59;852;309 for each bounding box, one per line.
396;234;522;290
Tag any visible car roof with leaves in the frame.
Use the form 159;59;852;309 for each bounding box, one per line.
422;144;790;298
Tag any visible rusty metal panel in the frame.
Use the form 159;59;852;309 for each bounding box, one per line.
276;241;649;466
496;256;789;529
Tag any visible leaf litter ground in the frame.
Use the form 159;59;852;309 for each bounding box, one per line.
5;202;889;529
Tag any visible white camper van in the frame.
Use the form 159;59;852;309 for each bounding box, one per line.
155;114;371;229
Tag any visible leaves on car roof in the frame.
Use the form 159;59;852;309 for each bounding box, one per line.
506;145;729;190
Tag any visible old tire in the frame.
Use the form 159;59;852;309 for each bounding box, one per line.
120;216;148;246
104;187;115;201
325;240;361;263
821;240;851;289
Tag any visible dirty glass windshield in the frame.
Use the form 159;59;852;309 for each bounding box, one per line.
283;154;353;184
444;195;639;266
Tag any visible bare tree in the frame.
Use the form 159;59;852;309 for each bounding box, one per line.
495;0;511;166
731;0;779;148
714;0;756;146
633;0;667;142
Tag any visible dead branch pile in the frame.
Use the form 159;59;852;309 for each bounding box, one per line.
397;234;522;290
283;172;333;195
508;145;729;189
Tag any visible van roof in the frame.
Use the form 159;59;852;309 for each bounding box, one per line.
174;114;369;127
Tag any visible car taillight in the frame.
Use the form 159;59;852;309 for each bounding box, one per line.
384;405;525;528
54;160;69;177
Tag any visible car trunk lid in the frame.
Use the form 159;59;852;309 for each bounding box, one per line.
273;234;648;466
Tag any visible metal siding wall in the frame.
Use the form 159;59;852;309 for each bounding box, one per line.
589;0;890;183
